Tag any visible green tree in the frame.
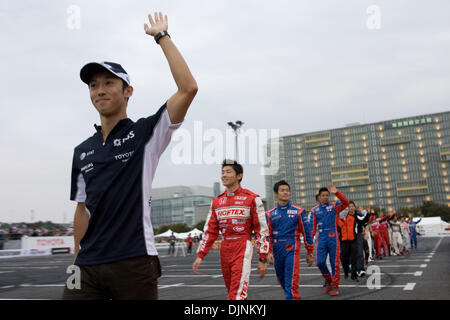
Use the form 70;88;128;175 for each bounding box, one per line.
170;223;191;233
421;201;450;222
193;220;205;231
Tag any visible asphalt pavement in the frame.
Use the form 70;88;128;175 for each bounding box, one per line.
0;236;448;300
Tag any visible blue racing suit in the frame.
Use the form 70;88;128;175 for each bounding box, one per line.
311;192;349;287
266;202;314;300
408;218;422;249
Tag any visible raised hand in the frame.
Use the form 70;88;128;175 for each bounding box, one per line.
327;183;338;194
144;12;168;36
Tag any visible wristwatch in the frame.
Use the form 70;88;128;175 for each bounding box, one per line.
154;30;170;44
259;258;267;263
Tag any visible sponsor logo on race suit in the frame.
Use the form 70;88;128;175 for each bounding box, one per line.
114;150;134;162
113;130;135;147
215;207;250;219
81;163;94;173
233;226;245;232
80;150;94;160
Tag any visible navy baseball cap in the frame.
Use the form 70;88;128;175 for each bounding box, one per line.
80;61;130;85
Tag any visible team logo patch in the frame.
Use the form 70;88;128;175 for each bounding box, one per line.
113;131;135;147
239;280;249;300
286;244;294;251
216;207;250;219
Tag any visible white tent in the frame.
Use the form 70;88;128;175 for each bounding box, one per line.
415;217;450;237
176;228;204;240
154;229;178;238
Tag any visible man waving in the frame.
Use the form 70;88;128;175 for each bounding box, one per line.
64;12;197;300
311;184;349;296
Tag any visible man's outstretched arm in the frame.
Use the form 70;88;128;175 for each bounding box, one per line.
144;12;198;124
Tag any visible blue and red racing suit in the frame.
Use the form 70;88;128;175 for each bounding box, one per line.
407;218;422;249
266;202;314;300
311;192;349;287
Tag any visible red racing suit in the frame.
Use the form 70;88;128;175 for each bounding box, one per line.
197;186;270;300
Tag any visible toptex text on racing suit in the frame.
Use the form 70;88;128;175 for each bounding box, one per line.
197;186;269;300
266;201;314;300
311;191;349;288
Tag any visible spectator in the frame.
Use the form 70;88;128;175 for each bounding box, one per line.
186;233;193;254
168;232;176;255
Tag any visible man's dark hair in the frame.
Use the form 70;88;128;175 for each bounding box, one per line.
349;201;356;206
318;187;329;196
222;159;243;183
315;194;319;201
273;180;290;193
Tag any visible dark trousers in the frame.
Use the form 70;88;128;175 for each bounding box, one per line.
341;241;357;277
355;234;366;272
62;255;161;300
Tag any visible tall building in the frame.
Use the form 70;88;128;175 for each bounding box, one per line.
150;186;214;229
265;111;450;211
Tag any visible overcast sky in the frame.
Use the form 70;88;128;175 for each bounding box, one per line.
1;0;449;223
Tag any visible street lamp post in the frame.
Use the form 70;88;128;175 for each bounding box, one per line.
227;120;244;162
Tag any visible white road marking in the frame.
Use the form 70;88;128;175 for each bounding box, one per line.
158;283;184;289
0;266;60;269
0;271;15;274
372;265;424;267
19;284;65;287
431;237;444;253
424;259;430;262
164;272;421;278
0;285;15;289
159;284;413;289
375;259;429;262
403;283;416;291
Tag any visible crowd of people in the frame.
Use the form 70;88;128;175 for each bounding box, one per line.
0;223;73;238
334;204;423;282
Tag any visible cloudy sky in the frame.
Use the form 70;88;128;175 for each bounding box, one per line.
1;0;449;223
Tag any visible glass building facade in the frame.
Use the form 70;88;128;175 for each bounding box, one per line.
265;111;450;211
150;186;214;229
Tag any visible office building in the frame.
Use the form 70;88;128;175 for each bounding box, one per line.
264;111;450;211
150;186;214;229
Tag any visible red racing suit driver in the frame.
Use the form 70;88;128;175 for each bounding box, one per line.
197;186;270;300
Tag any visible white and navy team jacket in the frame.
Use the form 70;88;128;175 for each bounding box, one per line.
70;103;181;265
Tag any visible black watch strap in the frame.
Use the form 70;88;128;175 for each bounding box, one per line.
154;30;170;44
